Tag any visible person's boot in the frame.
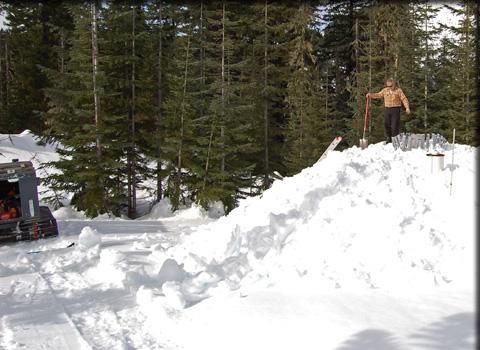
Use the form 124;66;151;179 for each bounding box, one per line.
385;137;392;144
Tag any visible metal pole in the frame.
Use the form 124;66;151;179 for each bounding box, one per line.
449;128;455;196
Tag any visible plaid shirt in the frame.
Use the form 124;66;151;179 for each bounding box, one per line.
370;87;410;109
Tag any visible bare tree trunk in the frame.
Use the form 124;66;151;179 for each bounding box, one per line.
201;2;214;192
368;13;372;136
91;3;101;160
220;2;226;173
465;5;470;143
263;0;270;188
200;1;214;192
394;15;399;79
411;27;414;90
203;123;214;191
354;16;360;137
200;1;205;117
128;6;137;218
176;32;191;203
299;6;305;160
325;65;329;123
156;1;163;202
383;31;388;80
60;30;65;75
424;4;428;133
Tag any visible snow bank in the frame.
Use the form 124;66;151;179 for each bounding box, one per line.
140;198;175;219
1;130;57;153
140;198;225;221
53;206;88;220
0;130;58;165
147;142;476;307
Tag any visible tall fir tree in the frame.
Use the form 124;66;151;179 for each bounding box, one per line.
43;3;115;217
284;2;326;175
441;2;477;145
2;2;73;133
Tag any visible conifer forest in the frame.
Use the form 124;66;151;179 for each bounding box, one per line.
0;1;478;218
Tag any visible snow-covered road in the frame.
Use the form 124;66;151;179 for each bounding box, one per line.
1;214;212;350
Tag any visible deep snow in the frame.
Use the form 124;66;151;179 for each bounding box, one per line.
0;130;476;349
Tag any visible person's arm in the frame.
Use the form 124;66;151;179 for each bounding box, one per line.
367;88;385;99
399;88;410;113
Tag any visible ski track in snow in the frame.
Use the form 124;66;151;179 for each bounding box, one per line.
0;131;476;349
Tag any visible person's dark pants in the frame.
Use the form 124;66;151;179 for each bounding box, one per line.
384;107;401;143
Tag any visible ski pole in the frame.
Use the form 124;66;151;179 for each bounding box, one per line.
449;128;455;196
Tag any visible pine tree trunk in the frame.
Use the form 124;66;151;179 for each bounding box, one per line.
299;9;305;161
368;13;372;135
465;5;470;143
411;27;414;90
424;5;428;132
220;2;226;173
203;123;214;191
394;14;399;79
91;3;101;161
128;6;137;218
156;1;163;202
200;1;214;192
354;16;361;138
383;32;388;80
263;0;269;188
60;30;65;75
325;64;329;123
200;1;205;118
91;2;103;210
176;32;191;205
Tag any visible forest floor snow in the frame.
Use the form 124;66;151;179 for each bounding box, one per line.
0;131;476;349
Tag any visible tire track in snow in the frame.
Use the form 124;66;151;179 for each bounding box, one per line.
39;265;133;350
0;272;92;349
35;236;168;349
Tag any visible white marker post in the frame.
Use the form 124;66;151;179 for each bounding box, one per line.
449;128;455;196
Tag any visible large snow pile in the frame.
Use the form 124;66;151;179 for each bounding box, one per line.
0;131;475;349
150;142;476;303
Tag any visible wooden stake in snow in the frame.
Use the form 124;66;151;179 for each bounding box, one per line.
449;128;455;196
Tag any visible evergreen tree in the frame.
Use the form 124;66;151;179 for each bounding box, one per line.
441;2;477;145
43;3;114;217
321;0;358;148
2;2;72;133
101;2;153;218
284;2;323;175
249;1;295;186
182;1;260;212
402;2;441;133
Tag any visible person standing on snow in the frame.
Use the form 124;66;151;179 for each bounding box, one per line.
366;78;410;144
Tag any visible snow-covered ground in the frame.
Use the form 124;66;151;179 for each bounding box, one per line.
0;131;476;349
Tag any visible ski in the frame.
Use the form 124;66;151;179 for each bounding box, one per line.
319;136;342;162
27;242;75;255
